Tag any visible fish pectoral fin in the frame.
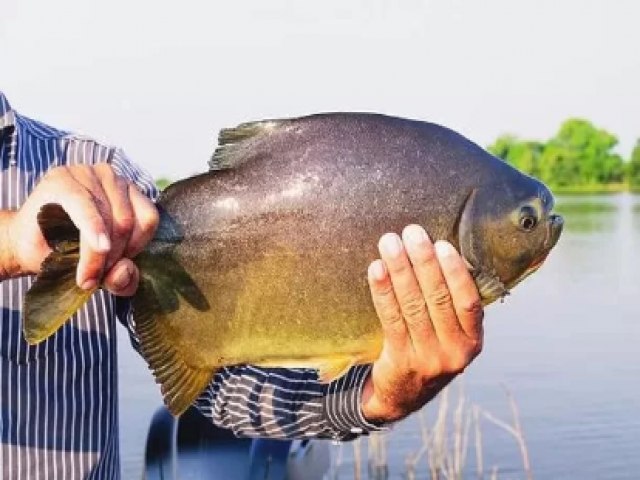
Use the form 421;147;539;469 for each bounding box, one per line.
24;204;95;345
137;253;210;313
133;278;213;416
316;357;355;384
473;269;509;306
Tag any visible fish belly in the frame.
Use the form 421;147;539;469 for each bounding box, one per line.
161;244;384;371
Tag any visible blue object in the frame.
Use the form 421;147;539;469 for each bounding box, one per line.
143;406;330;480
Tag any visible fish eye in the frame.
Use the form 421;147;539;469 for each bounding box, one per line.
519;205;538;231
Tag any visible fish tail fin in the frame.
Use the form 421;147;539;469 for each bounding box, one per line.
209;119;283;171
23;204;96;345
133;269;213;416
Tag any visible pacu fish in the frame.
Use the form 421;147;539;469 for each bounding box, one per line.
22;113;564;415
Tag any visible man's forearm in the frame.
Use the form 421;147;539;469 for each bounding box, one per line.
0;210;19;280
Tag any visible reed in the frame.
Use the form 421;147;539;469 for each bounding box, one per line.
330;380;534;480
352;437;362;480
478;385;533;480
367;432;388;479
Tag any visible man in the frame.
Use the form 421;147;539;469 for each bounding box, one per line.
0;90;484;478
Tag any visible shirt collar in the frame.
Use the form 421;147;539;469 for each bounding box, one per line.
0;91;17;167
0;91;16;133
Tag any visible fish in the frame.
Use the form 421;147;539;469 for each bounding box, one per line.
22;113;564;415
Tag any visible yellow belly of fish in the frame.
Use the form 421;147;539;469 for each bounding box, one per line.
133;245;385;415
164;248;383;380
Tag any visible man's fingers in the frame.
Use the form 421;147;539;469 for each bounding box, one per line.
422;241;475;349
367;258;409;353
403;226;463;346
76;230;108;290
95;165;134;270
62;166;116;289
407;235;466;345
66;165;114;240
125;185;159;258
436;240;484;345
102;258;140;297
40;170;110;289
380;231;436;350
42;168;110;253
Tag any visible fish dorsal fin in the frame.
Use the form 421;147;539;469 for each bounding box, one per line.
208;120;283;171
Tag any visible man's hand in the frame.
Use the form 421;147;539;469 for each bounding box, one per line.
4;164;158;296
361;224;484;424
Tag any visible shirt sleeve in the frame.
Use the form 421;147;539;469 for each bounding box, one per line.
109;148;386;440
195;364;386;441
108;147;160;201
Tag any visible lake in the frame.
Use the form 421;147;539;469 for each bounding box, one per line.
117;194;640;479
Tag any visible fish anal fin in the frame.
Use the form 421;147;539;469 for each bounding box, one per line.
316;357;356;384
133;277;213;416
163;367;215;416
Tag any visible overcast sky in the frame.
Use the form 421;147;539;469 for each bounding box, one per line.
1;0;638;179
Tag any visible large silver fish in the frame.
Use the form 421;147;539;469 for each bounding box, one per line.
23;113;563;415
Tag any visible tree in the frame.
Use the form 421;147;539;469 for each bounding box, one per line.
488;135;544;178
155;177;172;190
550;119;624;185
537;142;581;188
488;119;626;189
628;140;640;189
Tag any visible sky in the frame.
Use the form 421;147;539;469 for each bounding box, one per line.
1;0;638;180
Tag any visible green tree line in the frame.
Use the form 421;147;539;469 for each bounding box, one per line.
488;119;640;193
155;177;172;190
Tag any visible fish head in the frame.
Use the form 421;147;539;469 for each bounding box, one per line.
458;173;563;304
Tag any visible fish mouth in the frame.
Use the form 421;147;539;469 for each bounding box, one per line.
524;252;549;278
531;213;563;271
508;254;547;290
545;213;564;249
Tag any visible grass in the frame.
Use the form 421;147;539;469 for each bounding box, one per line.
551;183;629;195
554;201;617;215
329;382;534;480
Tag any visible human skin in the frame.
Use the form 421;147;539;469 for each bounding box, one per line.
0;164;159;295
361;226;483;423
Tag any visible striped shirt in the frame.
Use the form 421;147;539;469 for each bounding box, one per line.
0;91;379;479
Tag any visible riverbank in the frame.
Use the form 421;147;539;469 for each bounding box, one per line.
551;183;640;195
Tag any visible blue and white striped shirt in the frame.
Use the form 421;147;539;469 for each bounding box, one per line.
0;91;378;479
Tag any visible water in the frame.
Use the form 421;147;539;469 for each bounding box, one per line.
118;194;640;479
